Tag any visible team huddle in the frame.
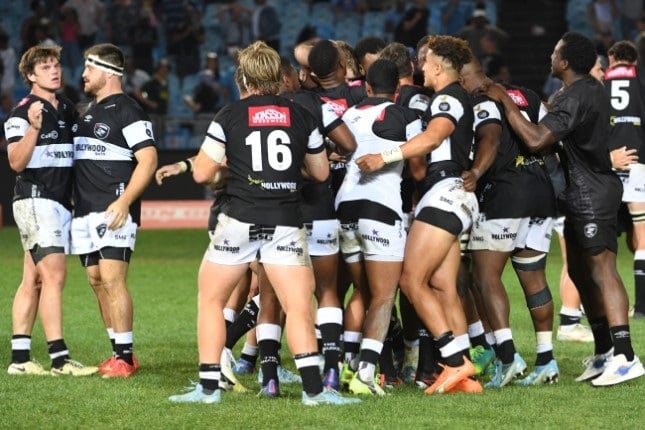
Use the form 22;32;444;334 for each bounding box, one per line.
6;29;645;406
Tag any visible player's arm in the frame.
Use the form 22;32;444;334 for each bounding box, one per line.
302;150;330;182
106;146;158;230
355;116;455;173
193;139;225;185
462;122;501;192
7;101;44;172
156;157;195;185
486;84;556;152
326;122;357;156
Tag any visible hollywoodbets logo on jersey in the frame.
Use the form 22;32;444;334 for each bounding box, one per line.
248;105;290;127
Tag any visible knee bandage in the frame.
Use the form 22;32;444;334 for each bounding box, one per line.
525;287;553;310
511;253;547;272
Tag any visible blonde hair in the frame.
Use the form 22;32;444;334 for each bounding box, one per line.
334;40;360;79
19;44;62;88
236;41;281;95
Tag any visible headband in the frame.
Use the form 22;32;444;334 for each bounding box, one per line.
86;54;124;76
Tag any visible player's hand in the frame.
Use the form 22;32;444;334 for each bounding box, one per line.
155;162;184;185
328;151;347;163
28;101;44;130
610;146;638;170
105;198;129;230
461;169;479;192
355;153;385;173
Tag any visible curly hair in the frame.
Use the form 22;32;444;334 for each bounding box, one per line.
424;35;473;74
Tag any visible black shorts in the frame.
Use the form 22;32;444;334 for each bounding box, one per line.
80;247;133;267
564;218;618;255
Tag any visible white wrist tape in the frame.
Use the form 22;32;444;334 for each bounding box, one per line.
202;138;226;163
381;146;404;164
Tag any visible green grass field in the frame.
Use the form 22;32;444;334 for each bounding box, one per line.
0;227;643;429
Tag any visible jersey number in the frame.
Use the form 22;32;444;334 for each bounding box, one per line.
245;130;292;171
610;80;630;111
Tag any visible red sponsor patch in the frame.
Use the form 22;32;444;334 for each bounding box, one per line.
321;97;349;117
605;65;637;80
376;107;386;121
248;105;291;127
506;89;528;107
17;96;31;107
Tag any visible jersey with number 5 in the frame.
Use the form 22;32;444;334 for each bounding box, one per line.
204;94;325;227
604;64;645;156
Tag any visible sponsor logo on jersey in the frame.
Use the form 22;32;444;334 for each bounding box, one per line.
83;115;93;122
5;118;20;131
40;130;59;140
506;89;528;107
471;235;484;242
45;149;73;158
75;142;107;154
58;120;66;128
276;241;304;256
321;97;349;117
18;97;30;107
248;105;291;127
94;123;110;139
439;196;454;205
584;223;598;238
438;100;450;111
605;65;636;79
610;115;642;126
261;181;297;191
72;124;78;132
376;107;386;121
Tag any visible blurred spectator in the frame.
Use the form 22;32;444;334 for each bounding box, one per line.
131;1;159;75
252;0;282;53
0;92;13;150
635;13;645;63
364;0;387;12
122;55;151;101
59;6;82;87
595;29;616;57
588;0;618;38
0;28;16;97
170;3;205;83
161;0;189;56
216;3;253;55
183;69;221;115
478;32;504;76
331;0;366;14
21;1;49;54
394;0;429;49
106;0;139;55
621;0;643;41
63;0;105;51
457;6;508;60
138;58;171;142
384;0;407;42
441;0;475;36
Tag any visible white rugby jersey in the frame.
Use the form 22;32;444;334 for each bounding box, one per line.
336;97;422;216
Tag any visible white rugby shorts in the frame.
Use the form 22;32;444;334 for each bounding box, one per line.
306;219;340;257
71;212;137;255
205;212;312;267
339;218;406;263
13;198;71;252
415;177;478;235
468;215;554;253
